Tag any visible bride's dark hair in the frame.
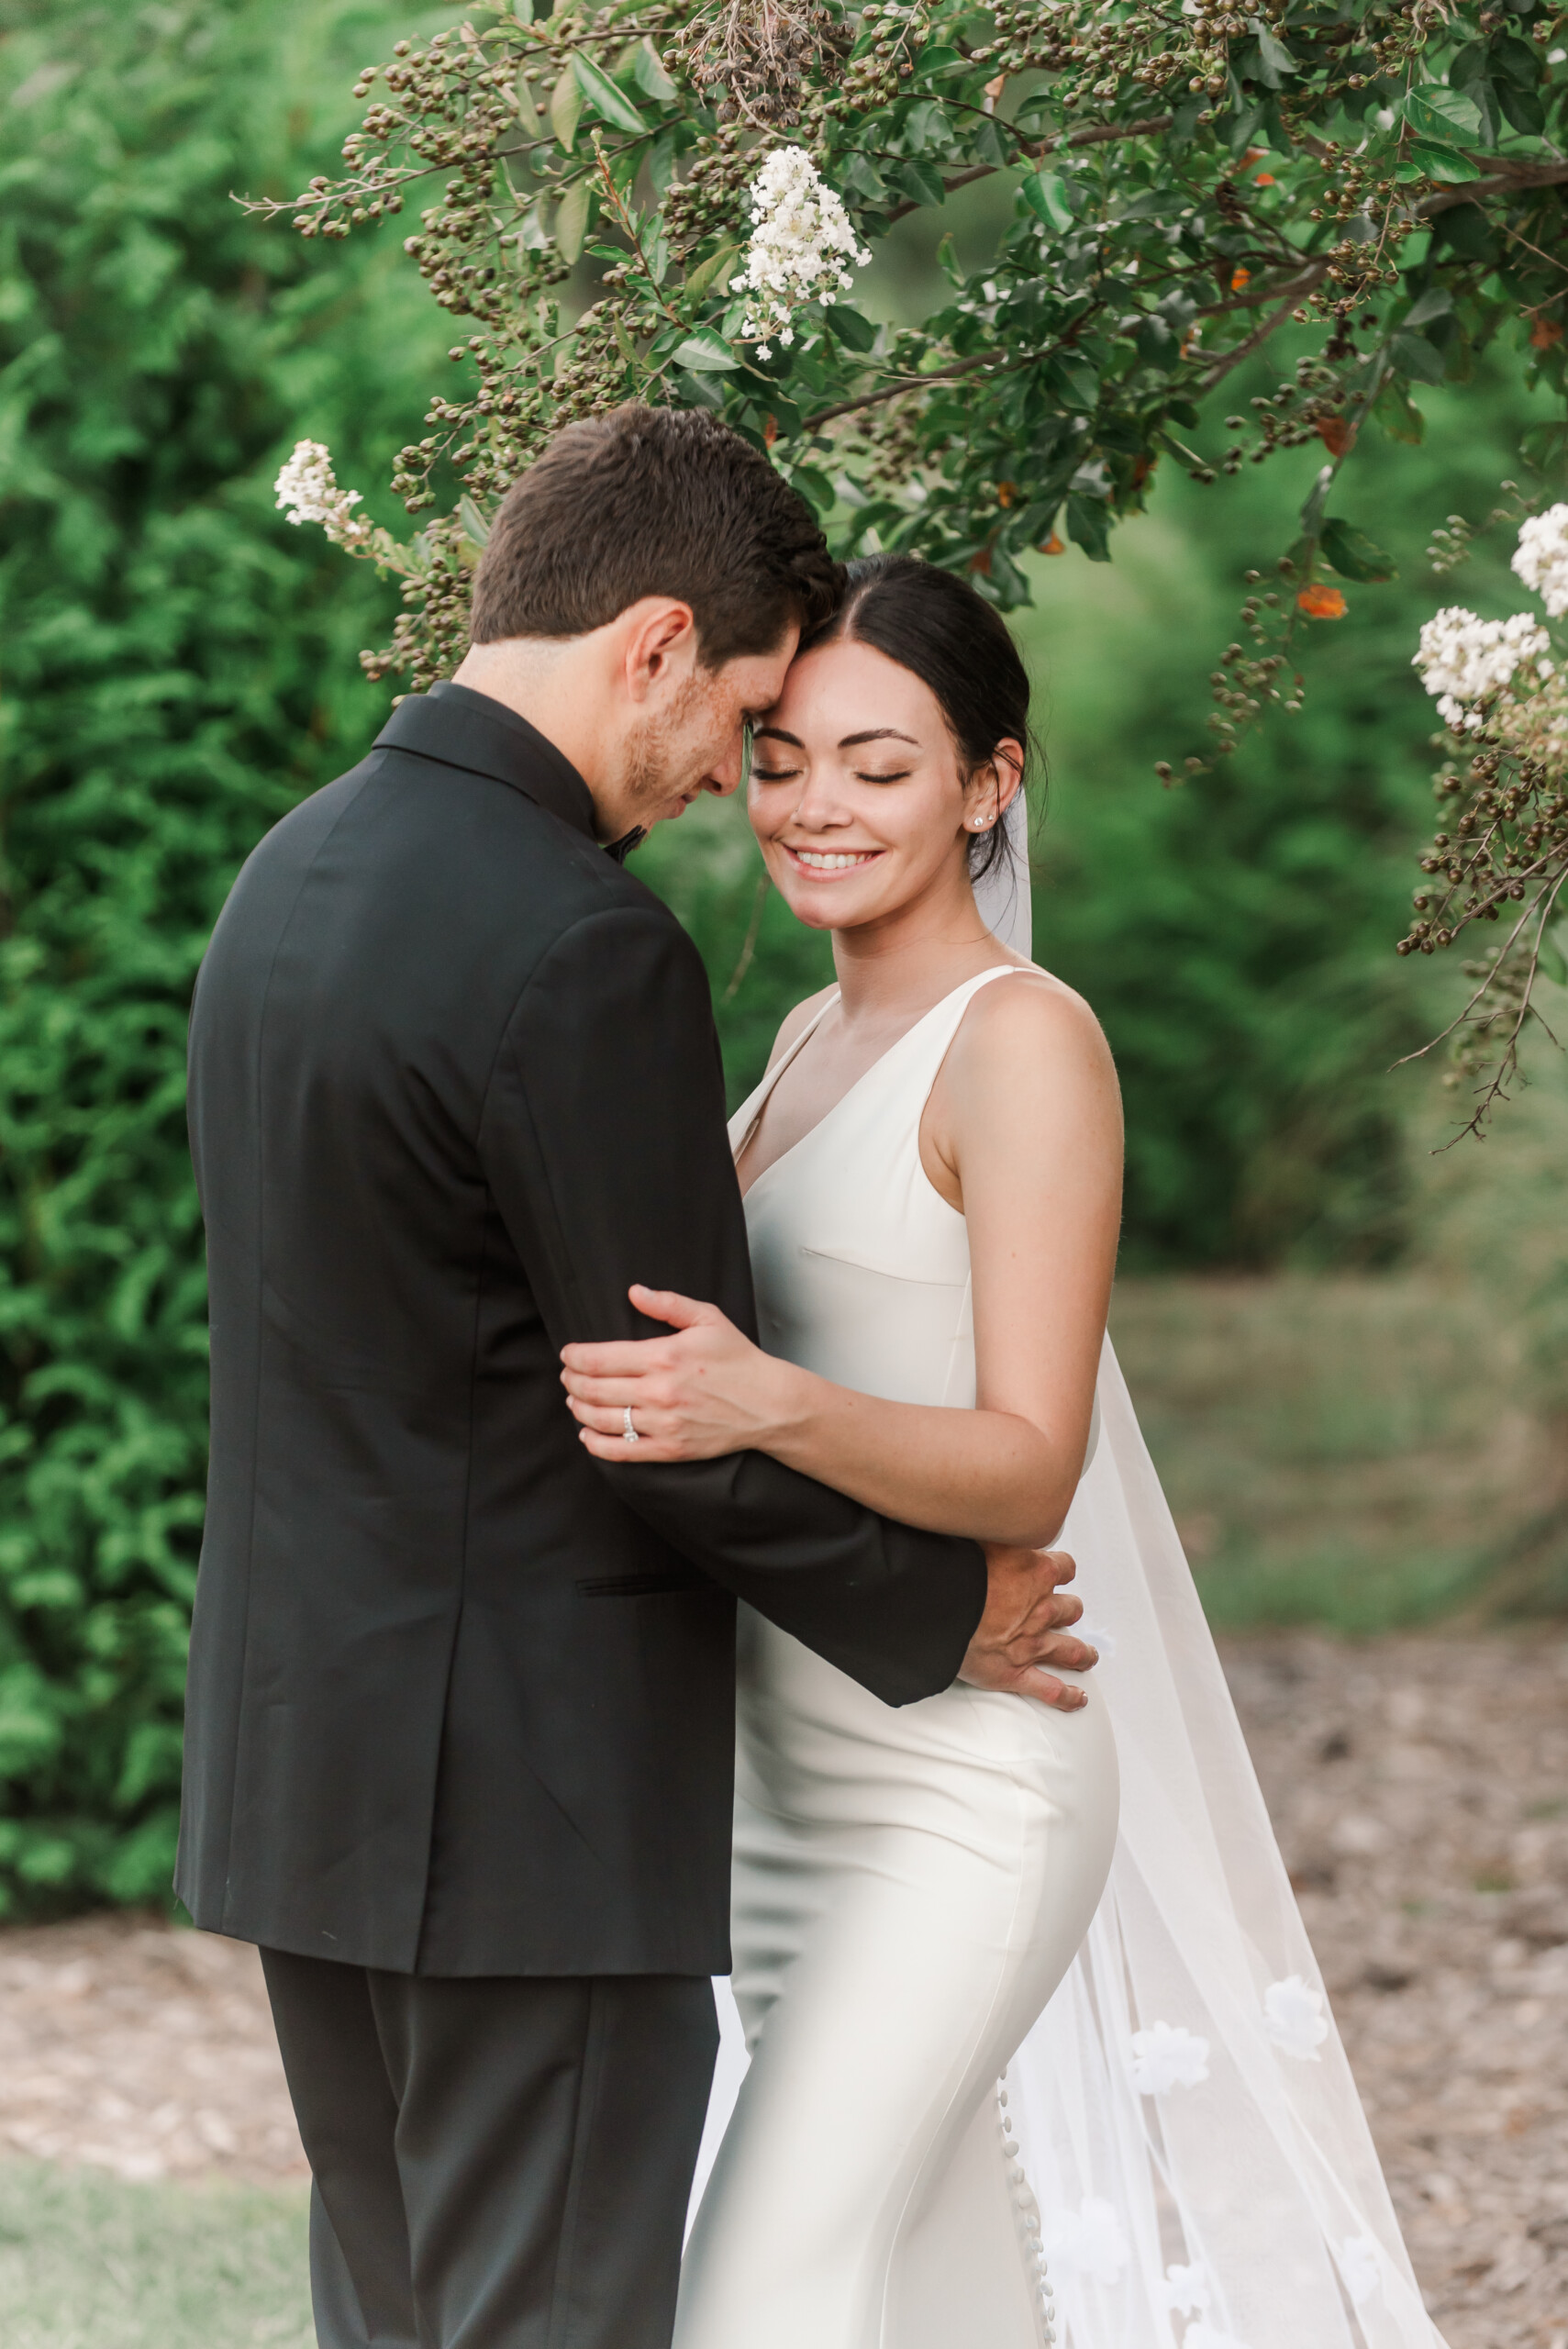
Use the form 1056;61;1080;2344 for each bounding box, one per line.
797;552;1037;884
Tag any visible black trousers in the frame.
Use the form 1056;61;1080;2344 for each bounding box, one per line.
261;1950;718;2349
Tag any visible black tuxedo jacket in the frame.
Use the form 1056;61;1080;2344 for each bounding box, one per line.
177;680;985;1976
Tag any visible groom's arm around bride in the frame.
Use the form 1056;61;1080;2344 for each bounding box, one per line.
178;404;1089;2349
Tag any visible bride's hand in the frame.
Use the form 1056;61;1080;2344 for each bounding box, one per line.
561;1285;797;1463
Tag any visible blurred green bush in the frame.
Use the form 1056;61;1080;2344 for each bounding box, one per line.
0;0;442;1913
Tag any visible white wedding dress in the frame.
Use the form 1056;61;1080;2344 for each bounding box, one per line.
676;967;1118;2349
678;859;1446;2348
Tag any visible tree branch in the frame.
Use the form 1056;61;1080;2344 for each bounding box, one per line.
1195;265;1330;388
803;352;997;429
882;113;1176;227
1418;159;1568;218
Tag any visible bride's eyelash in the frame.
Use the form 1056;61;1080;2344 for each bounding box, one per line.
857;769;911;784
751;765;799;783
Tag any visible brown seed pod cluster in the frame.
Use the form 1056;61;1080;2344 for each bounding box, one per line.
1397;736;1568;1129
673;0;853;125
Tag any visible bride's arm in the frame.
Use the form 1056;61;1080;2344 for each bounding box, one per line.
561;974;1122;1548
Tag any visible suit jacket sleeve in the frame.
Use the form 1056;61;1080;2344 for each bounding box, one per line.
477;902;986;1707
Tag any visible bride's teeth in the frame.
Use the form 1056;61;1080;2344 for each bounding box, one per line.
796;850;870;870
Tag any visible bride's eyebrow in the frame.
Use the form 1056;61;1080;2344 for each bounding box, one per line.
840;729;918;749
752;726;803;746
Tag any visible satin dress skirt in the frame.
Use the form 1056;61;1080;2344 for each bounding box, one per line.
674;1613;1119;2349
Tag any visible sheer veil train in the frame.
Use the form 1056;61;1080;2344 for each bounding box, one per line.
691;796;1445;2349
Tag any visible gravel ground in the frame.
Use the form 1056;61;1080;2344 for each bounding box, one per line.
0;1631;1563;2344
1225;1632;1568;2349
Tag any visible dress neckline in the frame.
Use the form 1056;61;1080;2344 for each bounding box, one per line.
735;963;1032;1202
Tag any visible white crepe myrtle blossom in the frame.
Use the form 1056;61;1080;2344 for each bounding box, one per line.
1339;2232;1382;2308
1413;607;1551;732
274;440;372;550
1129;2021;1210;2095
1262;1974;1329;2060
730;146;872;357
1512;502;1568;618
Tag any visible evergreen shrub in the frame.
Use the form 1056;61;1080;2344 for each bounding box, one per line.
0;0;440;1912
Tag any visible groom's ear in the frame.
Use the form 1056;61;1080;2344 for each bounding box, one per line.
617;597;700;705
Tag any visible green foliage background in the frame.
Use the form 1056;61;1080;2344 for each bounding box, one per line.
0;0;448;1912
0;0;1558;1915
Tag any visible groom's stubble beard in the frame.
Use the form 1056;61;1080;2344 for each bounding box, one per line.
618;668;727;825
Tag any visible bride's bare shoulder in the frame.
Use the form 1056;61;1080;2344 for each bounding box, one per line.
949;966;1118;1101
763;983;838;1072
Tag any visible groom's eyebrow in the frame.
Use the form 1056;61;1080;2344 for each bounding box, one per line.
840;729;919;748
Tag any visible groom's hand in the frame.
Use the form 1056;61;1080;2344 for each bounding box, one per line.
958;1546;1097;1710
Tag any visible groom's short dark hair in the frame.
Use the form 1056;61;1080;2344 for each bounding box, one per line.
470;405;841;664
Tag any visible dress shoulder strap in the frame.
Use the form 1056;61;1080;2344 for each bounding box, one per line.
895;963;1039;1095
727;990;841;1161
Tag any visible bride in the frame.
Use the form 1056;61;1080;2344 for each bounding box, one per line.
561;554;1443;2349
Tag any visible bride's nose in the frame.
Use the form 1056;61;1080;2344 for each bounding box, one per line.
791;767;854;831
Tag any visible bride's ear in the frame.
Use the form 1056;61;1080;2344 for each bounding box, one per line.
962;740;1026;832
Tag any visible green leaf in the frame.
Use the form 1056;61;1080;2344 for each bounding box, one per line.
1390;328;1450;384
789;463;837;514
1373;378;1426;444
973;115;1008;166
1538;925;1568;988
1407;141;1485;184
895;158;947;207
1497;81;1546;136
1523;420;1568;472
685;241;740;304
986;540;1030;606
1492;33;1541;89
631;36;677;101
936;232;962;287
1023;170;1074;234
1066;493;1112;562
673;329;741;373
555;178;591;264
1251;22;1298;85
1319;518;1398;584
1049;356;1099;411
825;306;877;352
573;52;650;135
550;62;583;150
457;495;493;551
1403;84;1482;143
1434;203;1499;263
1405;286;1454;329
840;153;888;206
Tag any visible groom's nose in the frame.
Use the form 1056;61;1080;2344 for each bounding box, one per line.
704;725;746;796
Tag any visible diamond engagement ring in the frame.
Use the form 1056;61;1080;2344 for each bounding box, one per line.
622;1406;640;1446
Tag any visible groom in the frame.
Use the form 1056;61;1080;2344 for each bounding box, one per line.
179;404;1094;2349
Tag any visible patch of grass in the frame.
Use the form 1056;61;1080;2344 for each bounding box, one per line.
0;2162;310;2349
1111;1257;1562;1633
